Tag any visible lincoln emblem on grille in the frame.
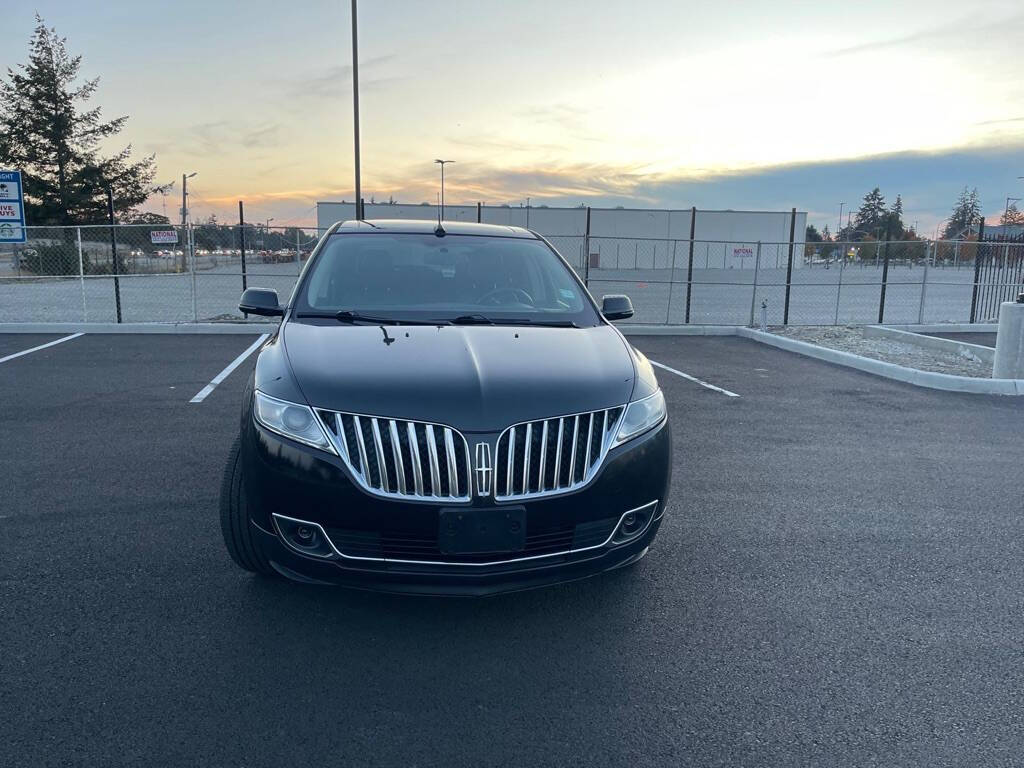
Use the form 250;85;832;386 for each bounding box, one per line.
474;442;492;497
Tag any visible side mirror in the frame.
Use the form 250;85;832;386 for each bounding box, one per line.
601;294;634;321
239;288;283;317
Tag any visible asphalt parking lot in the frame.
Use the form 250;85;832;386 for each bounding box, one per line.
2;331;1022;767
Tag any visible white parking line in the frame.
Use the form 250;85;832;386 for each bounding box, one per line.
189;334;269;403
0;333;85;364
650;360;740;398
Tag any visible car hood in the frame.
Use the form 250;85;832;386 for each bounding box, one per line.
280;321;636;433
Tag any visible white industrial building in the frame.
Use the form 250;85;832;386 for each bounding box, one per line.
315;202;807;270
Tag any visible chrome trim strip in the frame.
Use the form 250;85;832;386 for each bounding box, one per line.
583;412;594;481
506;426;515;497
334;412;349;461
463;439;473;498
425;424;442;497
370;418;389;492
568;414;579;487
407;421;425;496
352;415;370;483
553;418;564;490
521;422;532;496
272;500;659;568
389;420;407;495
444;428;458;497
537;420;548;492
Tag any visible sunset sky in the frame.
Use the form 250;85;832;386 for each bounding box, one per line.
5;0;1024;232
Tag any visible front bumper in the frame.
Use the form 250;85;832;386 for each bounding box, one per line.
240;415;671;595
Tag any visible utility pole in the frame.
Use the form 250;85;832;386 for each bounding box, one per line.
434;159;454;219
266;217;274;250
180;172;197;272
351;0;362;220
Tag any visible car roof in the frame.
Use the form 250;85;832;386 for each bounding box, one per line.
331;219;537;238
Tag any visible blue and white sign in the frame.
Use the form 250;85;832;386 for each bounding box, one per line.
0;170;26;243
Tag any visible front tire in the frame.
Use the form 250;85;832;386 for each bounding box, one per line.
219;437;276;577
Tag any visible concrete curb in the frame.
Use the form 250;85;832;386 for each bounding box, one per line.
864;325;994;364
737;327;1023;395
0;322;274;334
880;323;998;333
618;324;738;336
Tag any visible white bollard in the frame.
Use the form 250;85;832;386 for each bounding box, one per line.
992;294;1024;379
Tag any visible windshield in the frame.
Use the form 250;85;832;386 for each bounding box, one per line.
294;233;600;326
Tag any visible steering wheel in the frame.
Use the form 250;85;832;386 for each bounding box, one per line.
477;287;535;306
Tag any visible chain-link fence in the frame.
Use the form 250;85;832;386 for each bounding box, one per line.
1;224;1015;325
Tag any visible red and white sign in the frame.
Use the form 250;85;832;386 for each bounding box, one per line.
0;202;21;220
150;230;179;244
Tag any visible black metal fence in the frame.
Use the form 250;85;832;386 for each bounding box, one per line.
971;225;1024;323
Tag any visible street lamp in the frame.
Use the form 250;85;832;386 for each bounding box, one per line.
265;217;274;250
350;0;362;220
434;159;455;219
836;202;844;241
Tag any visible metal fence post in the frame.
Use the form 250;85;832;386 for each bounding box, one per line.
970;219;985;323
77;226;87;322
782;207;796;325
189;223;198;322
877;219;893;324
834;245;846;325
666;239;678;324
917;245;930;324
748;241;761;326
684;206;696;323
583;207;591;286
107;188;123;323
296;228;301;274
477;202;481;223
239;201;248;292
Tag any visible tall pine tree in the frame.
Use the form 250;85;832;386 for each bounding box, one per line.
0;15;158;225
942;187;982;239
853;187;886;239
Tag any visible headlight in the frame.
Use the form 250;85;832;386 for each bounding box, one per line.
611;390;666;447
253;391;335;453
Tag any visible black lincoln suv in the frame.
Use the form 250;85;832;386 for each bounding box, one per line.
220;219;671;595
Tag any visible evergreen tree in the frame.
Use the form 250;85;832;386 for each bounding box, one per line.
886;194;904;238
1000;202;1024;226
805;224;823;242
0;15;158;225
853;187;887;239
942;186;982;239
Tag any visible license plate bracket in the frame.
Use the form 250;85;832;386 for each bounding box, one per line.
438;507;526;555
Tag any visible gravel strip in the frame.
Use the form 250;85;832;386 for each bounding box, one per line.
771;325;993;377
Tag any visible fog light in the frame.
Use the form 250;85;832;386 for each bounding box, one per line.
272;514;335;559
612;501;658;544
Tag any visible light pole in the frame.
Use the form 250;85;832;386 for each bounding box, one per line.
434;159;455;219
265;218;274;250
836;202;844;241
350;0;362;220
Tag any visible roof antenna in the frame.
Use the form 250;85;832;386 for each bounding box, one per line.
435;191;445;236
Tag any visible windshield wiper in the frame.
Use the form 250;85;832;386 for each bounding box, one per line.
294;310;442;326
448;314;578;328
449;314;494;325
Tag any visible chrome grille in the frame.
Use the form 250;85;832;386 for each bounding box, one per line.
317;410;472;502
494;406;625;500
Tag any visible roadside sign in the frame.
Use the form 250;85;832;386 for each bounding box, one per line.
0;170;26;243
150;230;179;244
